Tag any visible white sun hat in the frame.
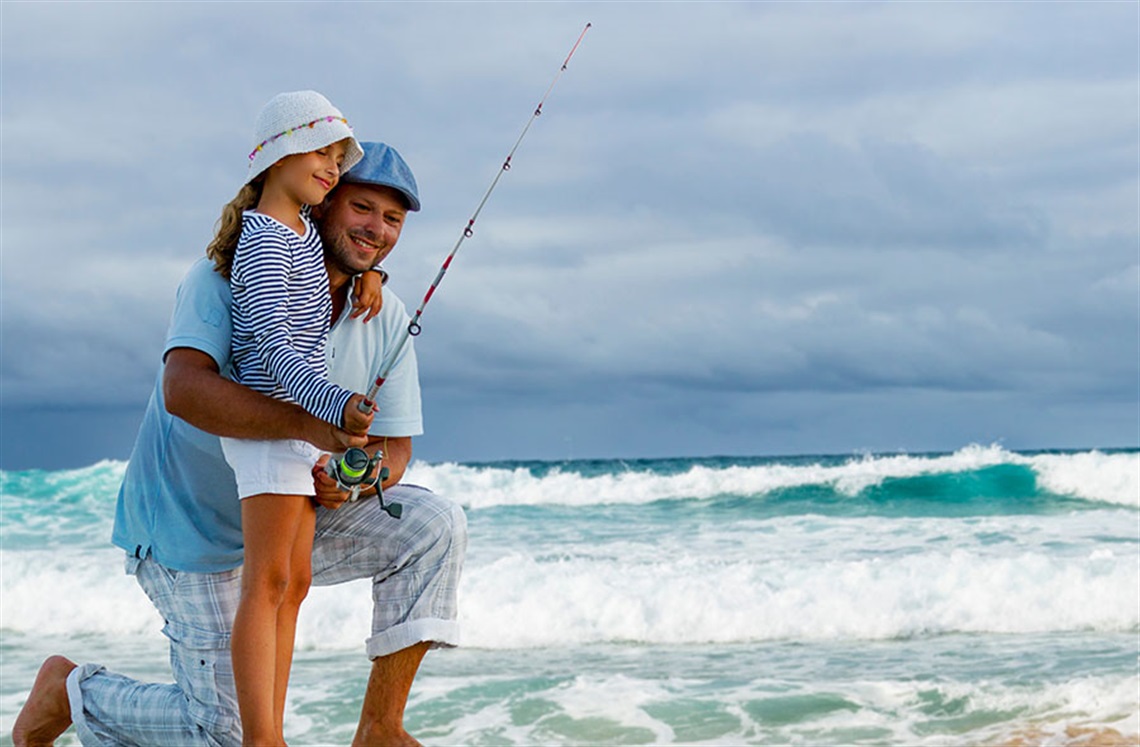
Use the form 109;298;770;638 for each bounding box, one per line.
246;90;364;183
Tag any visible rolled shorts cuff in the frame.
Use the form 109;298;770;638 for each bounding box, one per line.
365;619;460;660
67;663;110;747
220;437;321;498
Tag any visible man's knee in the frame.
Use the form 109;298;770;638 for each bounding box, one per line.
416;492;468;566
446;498;468;558
311;486;467;588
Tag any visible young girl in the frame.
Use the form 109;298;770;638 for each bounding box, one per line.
205;90;375;746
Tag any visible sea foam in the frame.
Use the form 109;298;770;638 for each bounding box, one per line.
405;446;1140;510
1;447;1135;650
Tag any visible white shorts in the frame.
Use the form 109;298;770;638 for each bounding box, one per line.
219;437;322;499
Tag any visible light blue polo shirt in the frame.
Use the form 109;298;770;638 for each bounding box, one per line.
111;258;423;573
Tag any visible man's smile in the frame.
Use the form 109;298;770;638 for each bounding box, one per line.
348;232;382;251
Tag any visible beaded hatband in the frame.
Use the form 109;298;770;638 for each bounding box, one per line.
248;116;352;162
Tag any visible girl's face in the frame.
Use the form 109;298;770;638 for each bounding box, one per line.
271;139;350;206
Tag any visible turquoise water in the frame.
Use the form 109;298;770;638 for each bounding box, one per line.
2;445;1138;745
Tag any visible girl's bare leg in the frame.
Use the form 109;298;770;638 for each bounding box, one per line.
272;502;315;738
233;494;309;746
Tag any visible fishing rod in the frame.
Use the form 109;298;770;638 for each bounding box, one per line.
364;21;590;405
332;23;592;514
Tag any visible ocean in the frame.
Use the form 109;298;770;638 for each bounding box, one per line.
1;445;1137;746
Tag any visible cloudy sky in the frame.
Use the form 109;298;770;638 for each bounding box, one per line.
2;1;1137;470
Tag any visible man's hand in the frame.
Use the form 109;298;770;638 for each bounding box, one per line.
304;418;368;453
312;454;351;510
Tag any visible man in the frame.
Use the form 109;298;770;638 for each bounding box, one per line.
12;142;467;747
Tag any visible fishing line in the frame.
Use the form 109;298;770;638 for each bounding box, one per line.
361;21;591;410
334;23;591;515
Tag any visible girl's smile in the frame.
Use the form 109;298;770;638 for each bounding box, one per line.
273;140;350;210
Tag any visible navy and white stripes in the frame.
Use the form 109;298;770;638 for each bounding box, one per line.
229;211;353;427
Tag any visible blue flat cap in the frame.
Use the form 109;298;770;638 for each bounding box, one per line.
341;141;421;212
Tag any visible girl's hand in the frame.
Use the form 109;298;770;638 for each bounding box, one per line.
351;269;386;323
343;393;375;436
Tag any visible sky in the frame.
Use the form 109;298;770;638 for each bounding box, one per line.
1;1;1138;470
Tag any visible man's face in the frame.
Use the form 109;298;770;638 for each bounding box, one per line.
315;182;408;276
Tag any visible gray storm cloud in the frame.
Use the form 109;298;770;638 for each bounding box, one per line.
1;1;1135;467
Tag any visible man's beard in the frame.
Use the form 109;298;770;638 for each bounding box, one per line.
322;228;383;276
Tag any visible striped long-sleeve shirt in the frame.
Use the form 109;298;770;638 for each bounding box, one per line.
229;211;353;428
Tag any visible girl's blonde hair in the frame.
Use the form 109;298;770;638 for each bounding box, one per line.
205;177;265;279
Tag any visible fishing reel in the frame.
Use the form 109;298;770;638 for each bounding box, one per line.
325;447;402;519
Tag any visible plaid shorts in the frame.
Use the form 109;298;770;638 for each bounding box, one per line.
312;483;466;658
70;483;466;746
69;557;242;746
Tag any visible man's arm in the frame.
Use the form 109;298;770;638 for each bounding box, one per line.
163;347;367;452
376;435;413;489
344;435;413;495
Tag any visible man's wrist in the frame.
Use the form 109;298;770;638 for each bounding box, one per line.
295;407;324;446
